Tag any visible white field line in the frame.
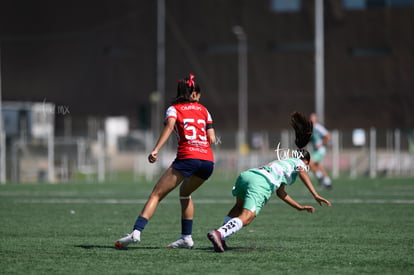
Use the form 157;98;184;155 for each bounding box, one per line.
13;198;414;204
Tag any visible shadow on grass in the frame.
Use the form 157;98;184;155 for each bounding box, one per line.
197;246;270;252
75;245;160;250
76;245;269;252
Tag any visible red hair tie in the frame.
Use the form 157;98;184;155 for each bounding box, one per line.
186;74;195;88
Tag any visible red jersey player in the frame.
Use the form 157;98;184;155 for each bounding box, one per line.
166;98;214;161
115;74;216;249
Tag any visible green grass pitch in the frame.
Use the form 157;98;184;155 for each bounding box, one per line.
0;174;413;274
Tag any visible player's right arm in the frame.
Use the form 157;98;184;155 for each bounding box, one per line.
276;185;315;213
148;117;176;163
298;169;332;207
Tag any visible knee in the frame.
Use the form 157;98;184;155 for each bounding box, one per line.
229;206;242;216
243;216;255;226
179;184;193;197
239;211;256;226
179;188;190;197
148;191;164;202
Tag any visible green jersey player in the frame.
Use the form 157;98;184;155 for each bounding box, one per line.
309;113;332;189
207;112;331;253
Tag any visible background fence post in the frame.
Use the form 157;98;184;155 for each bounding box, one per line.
0;130;5;183
394;128;401;176
47;122;55;183
332;129;339;179
369;127;377;178
97;130;105;183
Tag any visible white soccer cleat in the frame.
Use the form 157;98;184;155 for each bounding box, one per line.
114;229;141;249
166;237;194;249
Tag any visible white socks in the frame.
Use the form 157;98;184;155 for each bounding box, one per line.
217;218;243;240
221;216;232;240
132;229;141;241
315;170;323;180
180;234;192;241
323;177;332;186
223;216;232;224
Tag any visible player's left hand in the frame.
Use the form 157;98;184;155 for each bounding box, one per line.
315;196;332;207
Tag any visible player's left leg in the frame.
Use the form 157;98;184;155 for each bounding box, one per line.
207;208;255;253
167;175;206;249
310;160;324;184
226;197;244;218
168;160;213;249
319;165;332;189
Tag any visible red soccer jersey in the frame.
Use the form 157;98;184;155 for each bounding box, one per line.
165;102;214;162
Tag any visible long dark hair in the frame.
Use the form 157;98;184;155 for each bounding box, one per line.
172;74;201;105
290;111;313;162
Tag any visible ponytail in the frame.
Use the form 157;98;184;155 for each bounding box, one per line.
290;112;313;162
172;74;201;105
290;111;313;149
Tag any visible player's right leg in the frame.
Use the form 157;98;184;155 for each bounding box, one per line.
114;230;141;249
114;168;183;249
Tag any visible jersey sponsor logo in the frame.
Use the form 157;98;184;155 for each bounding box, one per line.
180;105;202;111
188;147;208;154
187;140;209;146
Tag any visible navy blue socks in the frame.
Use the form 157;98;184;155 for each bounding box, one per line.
133;216;193;236
133;216;148;232
181;219;193;236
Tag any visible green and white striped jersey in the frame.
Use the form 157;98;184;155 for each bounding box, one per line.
251;158;307;189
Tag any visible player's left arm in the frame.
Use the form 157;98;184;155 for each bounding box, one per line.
298;169;332;207
207;128;216;145
205;110;216;145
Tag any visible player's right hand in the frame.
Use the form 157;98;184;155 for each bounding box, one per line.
301;206;315;213
148;152;158;163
